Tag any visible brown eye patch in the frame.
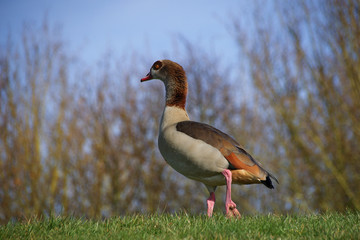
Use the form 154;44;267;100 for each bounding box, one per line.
152;61;162;70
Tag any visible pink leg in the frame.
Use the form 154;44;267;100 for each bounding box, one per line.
222;169;241;219
207;192;215;217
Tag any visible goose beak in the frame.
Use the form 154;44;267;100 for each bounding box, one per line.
141;72;153;82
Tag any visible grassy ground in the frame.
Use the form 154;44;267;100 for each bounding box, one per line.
1;211;359;239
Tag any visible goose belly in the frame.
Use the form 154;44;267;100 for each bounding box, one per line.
158;125;229;181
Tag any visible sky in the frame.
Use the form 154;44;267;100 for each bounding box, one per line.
0;0;249;67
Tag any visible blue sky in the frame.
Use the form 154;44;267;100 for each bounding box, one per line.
0;0;250;66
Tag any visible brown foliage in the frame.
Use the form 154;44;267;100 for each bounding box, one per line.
1;0;358;223
233;0;360;212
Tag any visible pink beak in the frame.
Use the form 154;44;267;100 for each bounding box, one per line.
141;72;153;82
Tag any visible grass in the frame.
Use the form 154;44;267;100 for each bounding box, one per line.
1;211;359;239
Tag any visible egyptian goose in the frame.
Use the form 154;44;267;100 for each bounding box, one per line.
141;60;278;218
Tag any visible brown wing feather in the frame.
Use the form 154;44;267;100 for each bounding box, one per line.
225;152;261;176
176;121;263;170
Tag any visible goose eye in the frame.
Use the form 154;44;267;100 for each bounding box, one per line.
153;61;162;70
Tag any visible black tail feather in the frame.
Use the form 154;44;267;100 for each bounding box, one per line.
261;175;278;189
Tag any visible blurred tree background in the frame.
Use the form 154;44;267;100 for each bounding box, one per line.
0;0;359;223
